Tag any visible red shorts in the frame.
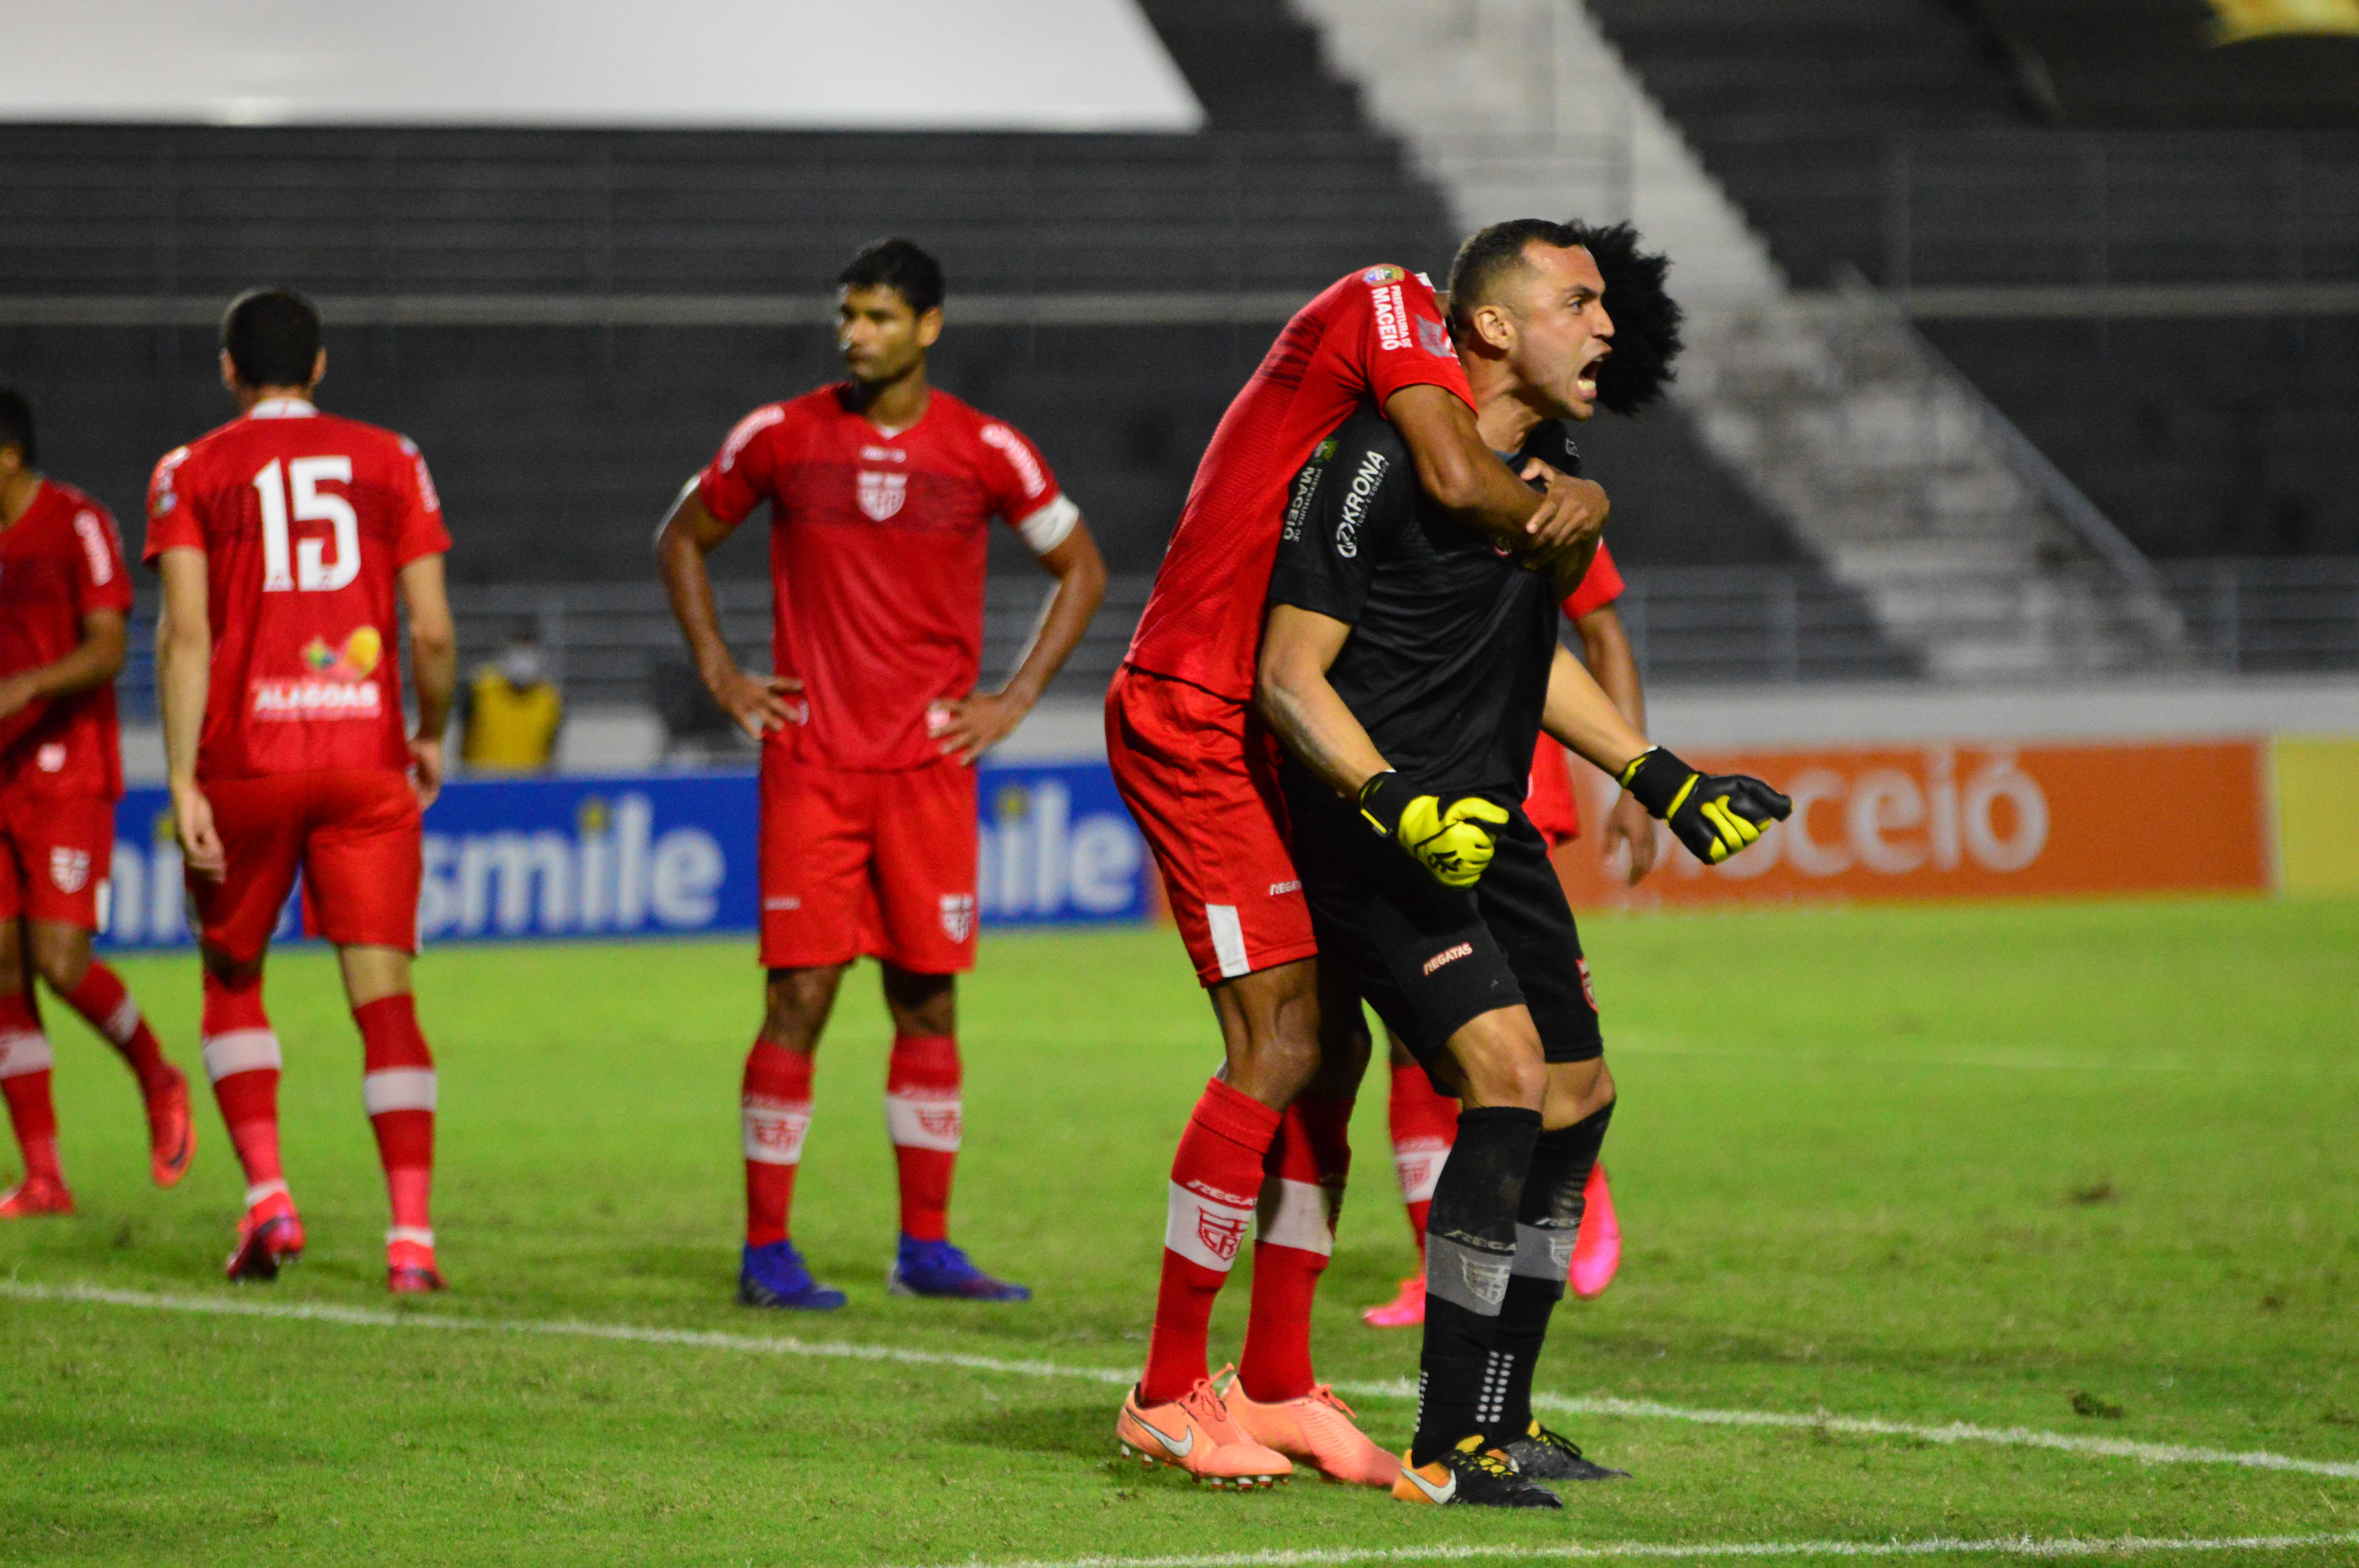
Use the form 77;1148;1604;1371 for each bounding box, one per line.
759;750;978;975
189;770;422;964
0;789;114;930
1105;664;1316;987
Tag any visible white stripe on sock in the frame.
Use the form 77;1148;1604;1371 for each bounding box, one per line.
1256;1176;1338;1256
742;1098;811;1165
243;1180;289;1208
385;1227;435;1249
362;1069;438;1115
884;1091;962;1152
201;1029;281;1082
102;996;143;1046
0;1029;53;1079
1165;1179;1255;1273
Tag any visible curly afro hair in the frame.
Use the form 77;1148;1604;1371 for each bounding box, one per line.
1444;217;1683;417
1562;219;1681;417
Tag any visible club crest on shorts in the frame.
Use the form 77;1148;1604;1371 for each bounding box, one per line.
856;470;908;521
1577;957;1598;1011
939;892;976;942
1196;1208;1249;1262
50;847;91;894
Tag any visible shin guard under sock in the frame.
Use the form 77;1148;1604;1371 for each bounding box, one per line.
1238;1094;1352;1403
200;971;285;1207
0;991;61;1185
885;1034;961;1243
60;963;173;1094
1488;1099;1614;1444
1387;1060;1457;1255
354;995;437;1255
741;1040;813;1248
1411;1105;1540;1466
1141;1077;1280;1405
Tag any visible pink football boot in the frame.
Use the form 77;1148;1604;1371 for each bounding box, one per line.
1569;1163;1621;1299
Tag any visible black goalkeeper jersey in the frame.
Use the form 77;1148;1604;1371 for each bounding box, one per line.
1265;406;1579;801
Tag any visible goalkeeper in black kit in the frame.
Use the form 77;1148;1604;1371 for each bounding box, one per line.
1257;220;1789;1510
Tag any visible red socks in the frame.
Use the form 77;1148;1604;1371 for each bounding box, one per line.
354;995;436;1258
885;1034;961;1242
1388;1060;1458;1255
60;963;173;1096
1142;1077;1281;1405
201;971;285;1209
1238;1094;1353;1403
742;1039;813;1248
0;990;61;1187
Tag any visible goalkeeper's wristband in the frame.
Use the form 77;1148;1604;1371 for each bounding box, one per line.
1357;770;1414;839
1618;746;1700;821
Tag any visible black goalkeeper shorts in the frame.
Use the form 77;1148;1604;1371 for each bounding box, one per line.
1286;782;1603;1090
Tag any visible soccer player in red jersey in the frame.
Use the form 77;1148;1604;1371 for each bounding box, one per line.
0;390;196;1216
656;240;1107;1311
147;289;460;1292
1364;539;1654;1328
1108;260;1611;1488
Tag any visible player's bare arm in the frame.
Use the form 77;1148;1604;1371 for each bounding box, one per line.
398;553;458;807
1572;602;1658;884
154;545;224;880
934;520;1107;764
1384;383;1607;564
1539;642;1650;782
0;608;127;722
653;481;801;741
1255;603;1392;798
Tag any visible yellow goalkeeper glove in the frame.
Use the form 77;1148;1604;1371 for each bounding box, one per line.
1618;746;1792;865
1358;771;1512;888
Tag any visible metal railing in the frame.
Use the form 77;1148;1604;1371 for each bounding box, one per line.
105;558;2357;724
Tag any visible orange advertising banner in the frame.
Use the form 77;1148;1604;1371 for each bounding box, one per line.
1554;739;2272;907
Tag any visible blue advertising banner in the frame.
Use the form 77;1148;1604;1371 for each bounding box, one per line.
95;760;1149;951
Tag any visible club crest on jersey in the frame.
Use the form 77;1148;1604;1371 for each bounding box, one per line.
50;848;91;894
939;893;976;942
1417;316;1453;358
857;470;908;521
1196;1208;1249;1262
1362;264;1406;284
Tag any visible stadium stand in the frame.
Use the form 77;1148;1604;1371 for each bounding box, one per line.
0;0;1917;706
1584;0;2359;563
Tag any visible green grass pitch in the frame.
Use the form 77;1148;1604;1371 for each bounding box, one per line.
4;897;2357;1566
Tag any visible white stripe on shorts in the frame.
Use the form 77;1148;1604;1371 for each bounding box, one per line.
1205;903;1250;979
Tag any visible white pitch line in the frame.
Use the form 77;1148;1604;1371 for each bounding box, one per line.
6;1279;2357;1484
898;1533;2359;1568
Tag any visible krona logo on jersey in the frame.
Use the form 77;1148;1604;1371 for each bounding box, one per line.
857;470;908;521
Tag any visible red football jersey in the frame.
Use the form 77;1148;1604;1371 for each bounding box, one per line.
143;399;451;781
1562;539;1625;621
1125;265;1474;702
697;384;1074;772
0;479;134;798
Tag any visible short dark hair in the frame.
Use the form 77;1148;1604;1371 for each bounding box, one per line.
1444;217;1682;416
839;238;944;318
221;287;323;388
0;388;33;466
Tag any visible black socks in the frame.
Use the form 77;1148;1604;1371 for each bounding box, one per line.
1487;1098;1615;1445
1411;1104;1541;1466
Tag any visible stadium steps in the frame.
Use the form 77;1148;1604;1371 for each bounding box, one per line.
1284;0;2192;681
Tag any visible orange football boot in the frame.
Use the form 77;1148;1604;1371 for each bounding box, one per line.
225;1190;306;1282
1117;1372;1292;1489
144;1067;195;1188
1221;1378;1399;1486
0;1176;75;1218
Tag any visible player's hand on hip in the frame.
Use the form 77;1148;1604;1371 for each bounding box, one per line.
706;664;803;741
1602;789;1660;886
409;735;446;809
1618;746;1792;866
1517;465;1609;560
171;783;227;882
1358;771;1513;888
931;688;1031;765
